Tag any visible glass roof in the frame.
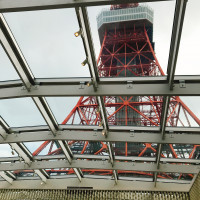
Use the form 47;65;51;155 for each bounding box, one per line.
0;0;199;192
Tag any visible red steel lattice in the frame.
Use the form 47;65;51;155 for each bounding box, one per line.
31;11;200;181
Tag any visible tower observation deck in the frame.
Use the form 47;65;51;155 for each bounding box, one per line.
97;4;154;44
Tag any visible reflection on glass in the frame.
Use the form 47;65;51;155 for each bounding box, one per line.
166;96;200;127
13;170;36;178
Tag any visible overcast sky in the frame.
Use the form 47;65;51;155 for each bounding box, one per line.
0;0;200;156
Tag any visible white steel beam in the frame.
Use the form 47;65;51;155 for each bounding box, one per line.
1;130;200;145
73;168;83;182
0;159;198;174
9;124;200;134
2;81;200;99
0;155;199;165
76;6;115;172
76;7;99;83
0;177;191;192
32;97;58;135
167;0;187;90
57;140;73;164
0;171;14;184
10;143;32;165
113;170;118;184
0;0;174;12
155;96;170;184
57;140;83;180
34;169;49;183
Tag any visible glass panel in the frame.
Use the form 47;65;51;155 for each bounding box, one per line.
105;96;163;127
46;168;76;177
158;172;193;181
0;144;15;157
118;170;153;180
46;97;80;124
82;169;112;177
0;44;19;81
162;144;200;159
13;170;37;179
167;96;200;127
0;98;46;127
47;96;98;126
69;141;104;155
113;142;157;157
24;141;50;156
4;9;90;78
175;0;200;75
88;2;175;78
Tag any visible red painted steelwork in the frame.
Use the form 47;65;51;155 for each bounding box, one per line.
32;23;199;181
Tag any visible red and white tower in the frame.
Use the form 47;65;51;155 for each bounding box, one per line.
32;4;200;180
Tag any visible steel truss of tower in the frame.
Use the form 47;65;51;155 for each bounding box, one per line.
0;0;199;193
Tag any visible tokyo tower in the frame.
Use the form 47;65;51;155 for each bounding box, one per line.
29;3;200;181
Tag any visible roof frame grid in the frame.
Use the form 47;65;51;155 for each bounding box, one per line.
0;0;198;192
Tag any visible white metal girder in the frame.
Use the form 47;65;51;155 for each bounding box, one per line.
155;96;170;184
73;168;83;182
0;0;173;12
10;143;32;165
9;124;200;134
57;140;73;164
34;169;49;183
0;159;198;174
0;154;199;165
0;171;14;184
1;81;200;99
75;6;99;86
32;97;58;135
167;0;188;90
0;178;191;192
1;129;200;145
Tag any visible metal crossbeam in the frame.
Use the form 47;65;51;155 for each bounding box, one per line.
0;0;170;12
76;6;115;175
154;96;170;185
0;154;200;165
0;178;191;192
9;124;200;134
0;159;198;174
1;129;200;145
1;81;200;98
73;168;83;182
